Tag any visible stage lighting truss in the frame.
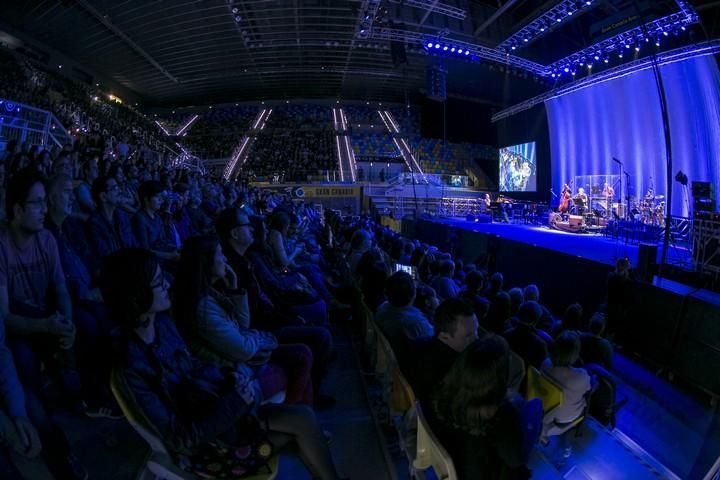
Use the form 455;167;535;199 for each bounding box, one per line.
390;0;466;20
547;11;698;78
356;0;384;39
373;28;545;74
497;0;599;53
491;40;720;123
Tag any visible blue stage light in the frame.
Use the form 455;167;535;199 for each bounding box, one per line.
511;46;517;50
443;46;448;51
457;48;463;54
434;43;440;48
663;31;669;36
625;43;631;49
523;38;529;43
427;42;433;48
618;51;624;58
564;67;570;72
594;54;600;60
465;50;469;55
557;17;562;22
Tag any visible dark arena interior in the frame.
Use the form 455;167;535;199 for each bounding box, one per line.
2;0;720;479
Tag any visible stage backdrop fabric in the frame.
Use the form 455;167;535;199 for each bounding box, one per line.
546;56;720;217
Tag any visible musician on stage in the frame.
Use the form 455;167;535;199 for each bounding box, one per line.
576;187;589;216
602;182;615;213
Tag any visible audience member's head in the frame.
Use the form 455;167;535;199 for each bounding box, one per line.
489;272;504;292
92;176;120;209
350;229;372;253
46;173;74;221
268;210;291;235
523;284;540;302
414;284;439;321
385;271;416;308
100;248;167;331
508;287;524;315
563;303;585;331
138;180;164;212
517;301;542;327
438;259;455;278
432;336;510;431
434;298;479;352
589;312;607;336
7;168;47;231
216;208;254;249
173;235;224;333
615;257;631;277
464;270;486;294
551;330;581;367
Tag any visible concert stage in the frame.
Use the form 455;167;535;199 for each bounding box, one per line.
403;216;720;398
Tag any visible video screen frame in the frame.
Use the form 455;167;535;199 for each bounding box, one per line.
499;142;537;192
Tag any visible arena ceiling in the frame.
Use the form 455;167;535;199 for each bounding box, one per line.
1;0;718;107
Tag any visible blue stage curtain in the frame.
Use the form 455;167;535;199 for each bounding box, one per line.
546;56;720;217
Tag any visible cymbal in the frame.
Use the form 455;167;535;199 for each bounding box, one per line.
654;195;665;199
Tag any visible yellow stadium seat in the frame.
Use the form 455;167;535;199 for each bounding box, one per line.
413;401;458;480
526;366;563;415
111;370;280;480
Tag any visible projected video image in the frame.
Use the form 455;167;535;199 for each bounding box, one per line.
499;142;537;192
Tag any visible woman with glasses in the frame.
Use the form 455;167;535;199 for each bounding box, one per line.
100;248;344;480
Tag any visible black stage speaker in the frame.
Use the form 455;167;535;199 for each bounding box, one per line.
390;40;407;66
637;243;657;282
426;66;447;102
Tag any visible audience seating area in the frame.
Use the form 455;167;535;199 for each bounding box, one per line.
157;105;258;159
351;134;399;158
410;136;497;175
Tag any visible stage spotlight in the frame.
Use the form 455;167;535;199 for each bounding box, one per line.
434;43;440;48
663;31;669;36
556;17;562;22
586;0;592;4
645;37;650;42
681;26;686;31
231;7;239;13
511;45;517;50
587;63;593;69
593;54;600;61
568;11;573;16
234;15;241;22
572;70;577;76
457;48;463;54
635;44;640;51
655;38;661;47
450;47;456;52
523;38;529;43
540;27;545;32
443;46;448;51
604;57;609;63
564;67;570;73
625;43;631;49
465;50;469;55
427;42;433;48
618;51;624;58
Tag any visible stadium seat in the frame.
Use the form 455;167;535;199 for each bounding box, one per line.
413;401;458;480
526;366;563;416
111;369;280;480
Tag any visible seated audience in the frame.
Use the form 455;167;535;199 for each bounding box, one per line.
100;248;344;479
429;336;531;480
413;283;439;323
403;298;478;401
0;168;86;479
523;284;556;333
541;331;592;440
133;180;179;262
580;313;613;370
431;260;460;301
86;175;137;258
503;301;549;370
374;271;433;350
173;235;316;406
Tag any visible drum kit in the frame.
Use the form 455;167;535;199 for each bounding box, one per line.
634;193;666;226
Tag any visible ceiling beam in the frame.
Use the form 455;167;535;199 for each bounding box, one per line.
75;0;179;83
473;0;521;37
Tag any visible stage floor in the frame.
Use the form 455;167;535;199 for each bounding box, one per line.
435;217;694;271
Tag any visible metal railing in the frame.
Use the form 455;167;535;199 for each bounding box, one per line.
0;98;72;150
